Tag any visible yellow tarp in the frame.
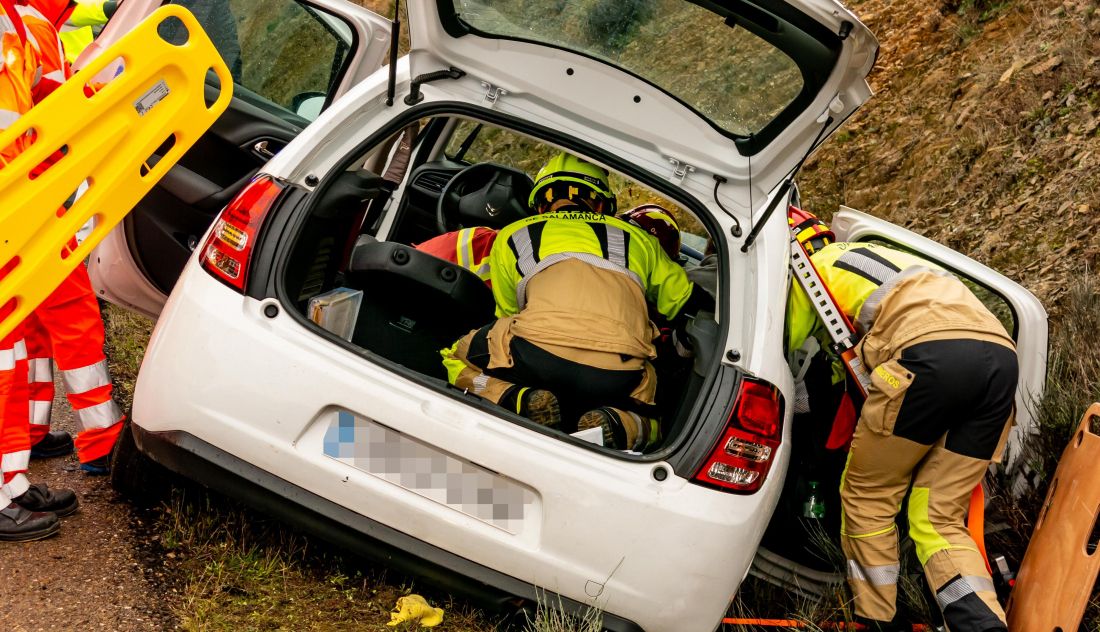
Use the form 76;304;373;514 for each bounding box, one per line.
0;5;232;340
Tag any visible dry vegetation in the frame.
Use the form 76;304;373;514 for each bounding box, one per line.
799;0;1100;317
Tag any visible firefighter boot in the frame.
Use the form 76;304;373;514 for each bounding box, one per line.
513;388;561;429
30;431;74;459
14;483;79;517
0;502;60;542
578;407;661;452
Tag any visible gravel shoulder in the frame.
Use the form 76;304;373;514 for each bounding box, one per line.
0;376;178;631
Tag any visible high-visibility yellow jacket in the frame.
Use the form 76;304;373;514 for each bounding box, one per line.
58;0;113;63
785;242;939;356
786;241;1013;373
488;206;694;363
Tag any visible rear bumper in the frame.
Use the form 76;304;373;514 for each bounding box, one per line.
133;423;643;632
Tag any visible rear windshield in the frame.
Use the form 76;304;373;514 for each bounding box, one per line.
447;0;817;137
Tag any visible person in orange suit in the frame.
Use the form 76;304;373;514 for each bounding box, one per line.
0;0;86;541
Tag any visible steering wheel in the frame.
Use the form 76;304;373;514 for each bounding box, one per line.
436;163;535;233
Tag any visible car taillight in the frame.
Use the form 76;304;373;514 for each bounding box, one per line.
693;377;784;494
200;175;284;292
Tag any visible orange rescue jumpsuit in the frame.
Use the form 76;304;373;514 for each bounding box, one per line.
0;0;122;485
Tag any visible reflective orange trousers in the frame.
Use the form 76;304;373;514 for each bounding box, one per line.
0;264;123;470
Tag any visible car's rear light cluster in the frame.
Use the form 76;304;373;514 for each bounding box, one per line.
693;377;784;494
200;175;284;292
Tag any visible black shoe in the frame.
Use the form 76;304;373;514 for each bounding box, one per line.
14;484;79;517
515;388;561;428
80;455;110;476
30;431;74;459
0;502;60;542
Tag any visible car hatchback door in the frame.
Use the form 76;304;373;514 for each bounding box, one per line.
85;0;392;318
832;206;1049;465
403;0;878;208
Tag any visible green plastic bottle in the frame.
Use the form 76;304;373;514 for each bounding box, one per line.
802;481;826;519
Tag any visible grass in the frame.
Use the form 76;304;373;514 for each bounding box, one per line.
987;273;1100;624
159;489;495;631
102;305;603;631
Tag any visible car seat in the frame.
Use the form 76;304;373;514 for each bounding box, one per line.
345;240;496;379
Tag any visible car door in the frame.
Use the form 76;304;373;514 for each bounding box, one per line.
832;206;1048;467
86;0;392;318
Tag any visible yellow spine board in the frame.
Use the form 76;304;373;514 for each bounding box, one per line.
0;5;232;340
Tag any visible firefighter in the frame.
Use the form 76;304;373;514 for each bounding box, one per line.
0;0;82;541
414;205;679;290
786;214;1016;632
441;153;712;452
619;204;681;261
416;226;497;286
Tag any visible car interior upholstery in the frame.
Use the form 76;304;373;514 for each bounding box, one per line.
283;115;719;453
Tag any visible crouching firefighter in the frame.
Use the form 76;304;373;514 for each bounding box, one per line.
441;153;712;452
786;212;1017;632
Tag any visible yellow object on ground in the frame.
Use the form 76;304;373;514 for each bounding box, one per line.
386;594;444;627
0;4;232;340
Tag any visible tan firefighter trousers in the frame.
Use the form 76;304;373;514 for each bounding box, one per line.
840;337;1017;631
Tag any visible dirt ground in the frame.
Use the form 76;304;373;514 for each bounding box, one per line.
0;377;177;632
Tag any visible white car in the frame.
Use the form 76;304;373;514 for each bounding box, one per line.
89;0;1048;629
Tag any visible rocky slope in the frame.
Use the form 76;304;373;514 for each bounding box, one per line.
799;0;1100;317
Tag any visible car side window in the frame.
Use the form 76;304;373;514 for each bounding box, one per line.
164;0;352;122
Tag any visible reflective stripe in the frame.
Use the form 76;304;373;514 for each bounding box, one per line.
0;109;20;128
28;357;52;383
29;400;51;425
848;560;900;586
1;449;30;474
472;261;492;281
936;575;997;610
515;252;644;311
835;249;900;286
76;400;122;430
510;226;538;277
41;69;65;84
606;226;627;268
471;373;489;394
857;265;949;334
0;340;26;370
4;473;29;499
456;227;473;270
843;523;897;539
16;4;48;21
62;360;110;395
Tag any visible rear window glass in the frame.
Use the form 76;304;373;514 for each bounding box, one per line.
449;0;805;137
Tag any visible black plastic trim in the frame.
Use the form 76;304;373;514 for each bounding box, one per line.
262;101;732;466
245;184;308;298
666;363;745;478
132;424;643;632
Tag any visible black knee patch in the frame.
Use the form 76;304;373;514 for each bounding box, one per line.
466;324;493;369
937;575;1006;632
